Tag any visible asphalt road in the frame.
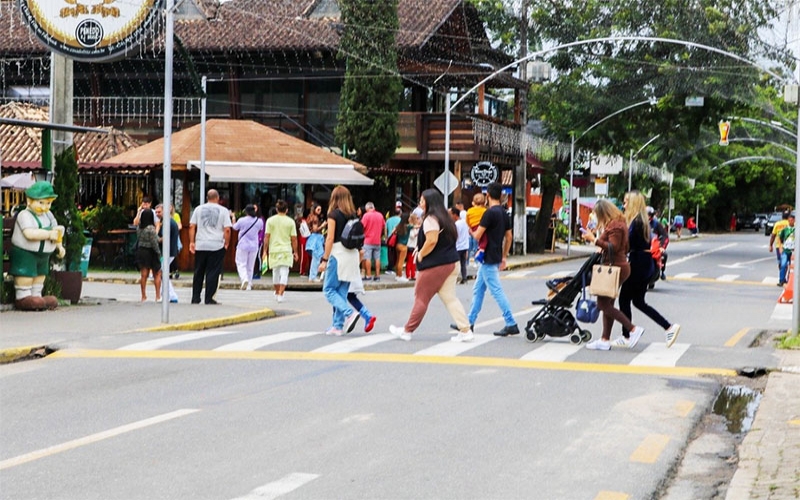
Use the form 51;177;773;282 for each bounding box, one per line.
0;232;789;499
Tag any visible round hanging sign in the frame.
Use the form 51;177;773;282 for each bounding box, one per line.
469;161;499;187
18;0;164;62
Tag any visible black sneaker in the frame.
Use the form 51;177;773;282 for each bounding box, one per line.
373;276;380;282
493;324;520;336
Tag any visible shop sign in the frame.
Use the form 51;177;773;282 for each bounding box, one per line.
18;0;163;62
469;161;499;187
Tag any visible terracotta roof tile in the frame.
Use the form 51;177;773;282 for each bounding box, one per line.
0;102;140;166
101;118;369;174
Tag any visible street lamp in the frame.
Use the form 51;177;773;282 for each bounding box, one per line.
567;98;657;255
160;0;175;322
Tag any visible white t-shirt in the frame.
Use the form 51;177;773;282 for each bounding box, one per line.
455;219;470;251
190;202;232;251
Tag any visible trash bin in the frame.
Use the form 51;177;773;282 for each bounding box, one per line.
380;244;389;269
79;237;92;278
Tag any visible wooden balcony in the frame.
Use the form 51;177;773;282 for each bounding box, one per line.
395;112;521;164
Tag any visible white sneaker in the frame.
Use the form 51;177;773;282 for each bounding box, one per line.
246;284;252;291
611;337;630;348
344;311;360;335
325;327;343;336
241;280;248;290
395;276;409;283
665;324;681;348
276;295;284;303
450;331;475;342
628;326;645;349
586;339;611;350
389;325;411;341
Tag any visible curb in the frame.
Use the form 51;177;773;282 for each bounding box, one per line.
139;308;277;332
0;345;48;364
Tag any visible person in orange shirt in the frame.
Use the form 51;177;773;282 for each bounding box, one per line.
466;193;487;263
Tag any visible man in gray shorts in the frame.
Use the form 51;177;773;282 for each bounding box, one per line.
360;202;386;281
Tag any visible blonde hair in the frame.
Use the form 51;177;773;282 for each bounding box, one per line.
593;199;625;228
328;185;356;218
624;191;650;242
472;193;485;206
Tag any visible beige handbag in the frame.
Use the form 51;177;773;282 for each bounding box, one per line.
590;243;621;298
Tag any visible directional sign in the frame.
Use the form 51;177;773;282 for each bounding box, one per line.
434;170;458;195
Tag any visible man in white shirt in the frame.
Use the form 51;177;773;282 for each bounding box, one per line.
451;207;470;284
189;189;232;304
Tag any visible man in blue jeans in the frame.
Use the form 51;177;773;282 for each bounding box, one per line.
466;182;519;336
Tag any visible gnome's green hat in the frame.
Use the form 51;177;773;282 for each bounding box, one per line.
25;181;58;200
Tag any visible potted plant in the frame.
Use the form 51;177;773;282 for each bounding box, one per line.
50;146;87;303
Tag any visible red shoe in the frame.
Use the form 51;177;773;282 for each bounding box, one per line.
364;316;377;333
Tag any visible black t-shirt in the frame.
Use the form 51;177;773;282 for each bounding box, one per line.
329;209;348;243
480;205;511;264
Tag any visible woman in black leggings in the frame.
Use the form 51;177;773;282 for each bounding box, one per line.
617;191;681;349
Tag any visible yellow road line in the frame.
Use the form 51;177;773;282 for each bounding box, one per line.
675;400;695;418
594;492;629;500
50;349;738;378
630;434;671;463
789;419;800;426
724;328;750;347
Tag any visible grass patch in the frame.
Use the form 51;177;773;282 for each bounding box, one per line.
775;332;800;349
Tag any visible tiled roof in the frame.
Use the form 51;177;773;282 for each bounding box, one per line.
0;0;476;55
0;102;140;167
100;118;369;174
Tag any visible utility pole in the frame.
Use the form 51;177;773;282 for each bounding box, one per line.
513;0;530;255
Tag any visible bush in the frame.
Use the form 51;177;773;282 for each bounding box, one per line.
51;147;86;271
82;204;128;237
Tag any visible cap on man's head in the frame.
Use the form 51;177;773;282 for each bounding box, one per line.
24;181;58;200
646;206;654;215
395;200;403;207
784;210;791;219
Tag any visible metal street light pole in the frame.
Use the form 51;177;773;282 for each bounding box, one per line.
200;75;207;205
160;0;175;323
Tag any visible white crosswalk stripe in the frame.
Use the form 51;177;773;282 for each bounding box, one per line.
230;473;319;500
520;341;583;362
413;334;496;356
629;343;690;367
672;273;698;279
119;331;238;350
312;333;394;353
214;331;320;351
716;274;739;282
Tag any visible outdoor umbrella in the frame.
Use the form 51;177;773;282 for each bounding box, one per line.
0;172;35;190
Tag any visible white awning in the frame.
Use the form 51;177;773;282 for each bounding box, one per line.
187;161;374;186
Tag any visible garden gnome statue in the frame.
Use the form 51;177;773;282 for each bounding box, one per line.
9;181;65;310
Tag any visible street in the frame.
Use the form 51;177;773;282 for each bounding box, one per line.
0;232;790;499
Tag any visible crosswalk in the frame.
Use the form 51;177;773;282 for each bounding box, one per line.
115;324;693;368
504;269;782;286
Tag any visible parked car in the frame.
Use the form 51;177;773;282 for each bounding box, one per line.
735;213;758;231
765;211;784;236
754;213;768;231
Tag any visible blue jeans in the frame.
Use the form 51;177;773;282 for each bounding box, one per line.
468;262;515;326
780;251;792;284
323;256;353;329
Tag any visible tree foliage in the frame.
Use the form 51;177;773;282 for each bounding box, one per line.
51;146;86;271
336;0;402;168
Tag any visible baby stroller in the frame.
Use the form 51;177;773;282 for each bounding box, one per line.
525;252;602;345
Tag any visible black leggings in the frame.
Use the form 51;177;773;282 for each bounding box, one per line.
619;265;670;337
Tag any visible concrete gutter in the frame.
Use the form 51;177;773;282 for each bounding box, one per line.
140;308;277;332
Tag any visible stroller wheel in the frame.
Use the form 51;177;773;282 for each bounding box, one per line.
525;327;538;343
580;329;592;342
569;333;583;345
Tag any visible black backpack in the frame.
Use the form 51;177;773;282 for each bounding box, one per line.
340;216;365;250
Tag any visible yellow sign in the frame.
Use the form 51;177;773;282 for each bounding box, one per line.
719;120;731;146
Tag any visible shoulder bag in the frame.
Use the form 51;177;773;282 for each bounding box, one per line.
576;272;600;323
590;242;621;298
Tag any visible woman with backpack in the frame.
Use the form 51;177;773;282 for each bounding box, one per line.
389;189;472;342
317;186;362;336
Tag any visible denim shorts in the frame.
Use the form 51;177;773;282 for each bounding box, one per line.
363;244;381;262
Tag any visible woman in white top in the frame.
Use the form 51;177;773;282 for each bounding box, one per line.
232;204;264;290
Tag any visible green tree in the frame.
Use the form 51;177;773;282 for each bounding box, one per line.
336;0;402;168
51;146;86;271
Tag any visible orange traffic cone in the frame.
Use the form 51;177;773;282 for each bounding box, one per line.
779;254;794;303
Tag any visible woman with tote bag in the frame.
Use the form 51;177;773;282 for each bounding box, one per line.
580;199;643;351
